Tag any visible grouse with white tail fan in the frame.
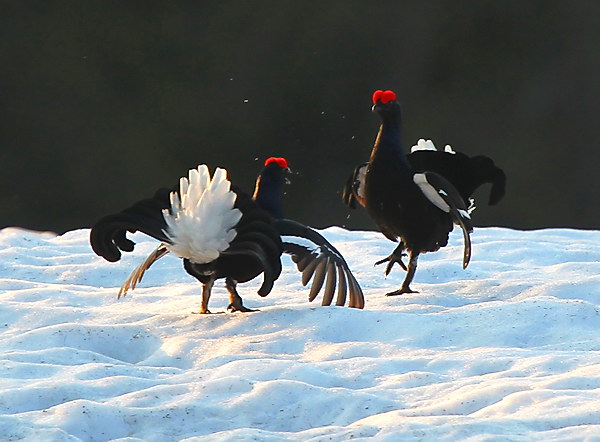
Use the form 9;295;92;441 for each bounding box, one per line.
91;159;364;312
348;89;474;295
90;165;282;313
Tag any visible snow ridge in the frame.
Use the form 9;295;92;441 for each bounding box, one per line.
2;226;600;440
162;165;242;263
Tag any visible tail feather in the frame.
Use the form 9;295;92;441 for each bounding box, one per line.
163;165;242;263
118;244;170;298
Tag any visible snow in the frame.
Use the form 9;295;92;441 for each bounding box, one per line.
1;226;600;441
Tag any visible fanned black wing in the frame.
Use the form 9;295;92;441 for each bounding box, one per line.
409;150;506;206
90;187;173;262
113;186;284;298
343;152;506;211
273;218;364;309
473;156;506;206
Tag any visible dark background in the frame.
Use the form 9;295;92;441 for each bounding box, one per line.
2;1;599;234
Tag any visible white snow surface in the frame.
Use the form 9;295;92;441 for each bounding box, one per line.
1;226;600;441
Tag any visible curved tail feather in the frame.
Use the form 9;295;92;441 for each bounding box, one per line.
118;244;170;298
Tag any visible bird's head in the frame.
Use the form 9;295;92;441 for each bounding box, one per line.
372;90;401;120
253;156;291;219
262;156;292;185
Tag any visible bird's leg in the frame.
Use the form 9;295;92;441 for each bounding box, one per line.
225;278;257;313
375;243;407;275
386;250;419;296
198;279;214;314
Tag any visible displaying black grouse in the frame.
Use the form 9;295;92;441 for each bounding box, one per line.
343;139;505;210
346;89;475;295
91;159;364;313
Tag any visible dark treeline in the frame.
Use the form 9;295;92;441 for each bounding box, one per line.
1;1;599;233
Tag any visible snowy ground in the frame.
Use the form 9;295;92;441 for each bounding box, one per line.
1;226;600;441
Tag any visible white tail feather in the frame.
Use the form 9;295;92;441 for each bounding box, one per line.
411;138;456;155
162;165;242;264
411;139;437;153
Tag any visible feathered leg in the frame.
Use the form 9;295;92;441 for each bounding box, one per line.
225;278;257;313
199;279;214;314
375;242;407;275
386;250;419;296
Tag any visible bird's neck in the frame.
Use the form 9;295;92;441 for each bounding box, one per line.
370;120;411;170
253;176;285;219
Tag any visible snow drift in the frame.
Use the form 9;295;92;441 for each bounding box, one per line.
0;226;599;441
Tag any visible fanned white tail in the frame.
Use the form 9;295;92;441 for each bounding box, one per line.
162;165;242;264
411;138;437;152
410;138;456;155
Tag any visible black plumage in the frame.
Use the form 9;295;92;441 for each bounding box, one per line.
91;171;282;313
251;157;364;308
345;89;475;295
92;158;364;312
343;146;505;211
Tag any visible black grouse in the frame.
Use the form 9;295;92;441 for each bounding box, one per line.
91;159;364;313
343;138;505;277
343;138;505;210
347;89;474;295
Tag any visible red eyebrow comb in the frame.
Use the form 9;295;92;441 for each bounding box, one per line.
264;157;289;168
372;90;397;104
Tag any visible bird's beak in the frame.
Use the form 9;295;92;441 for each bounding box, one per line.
372;102;382;112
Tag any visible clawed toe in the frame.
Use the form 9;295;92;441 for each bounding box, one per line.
385;287;418;296
227;303;258;313
374;256;390;266
375;253;408;274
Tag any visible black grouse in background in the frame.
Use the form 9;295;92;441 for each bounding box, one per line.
343;138;505;276
347;89;475;295
343;139;505;210
91;158;364;313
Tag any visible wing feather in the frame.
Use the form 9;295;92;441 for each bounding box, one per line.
308;258;329;302
321;261;337;306
335;266;347;307
274;218;364;309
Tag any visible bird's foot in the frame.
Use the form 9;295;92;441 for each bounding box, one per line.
375;253;408;275
193;308;212;314
385;287;418;296
227;303;258;313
